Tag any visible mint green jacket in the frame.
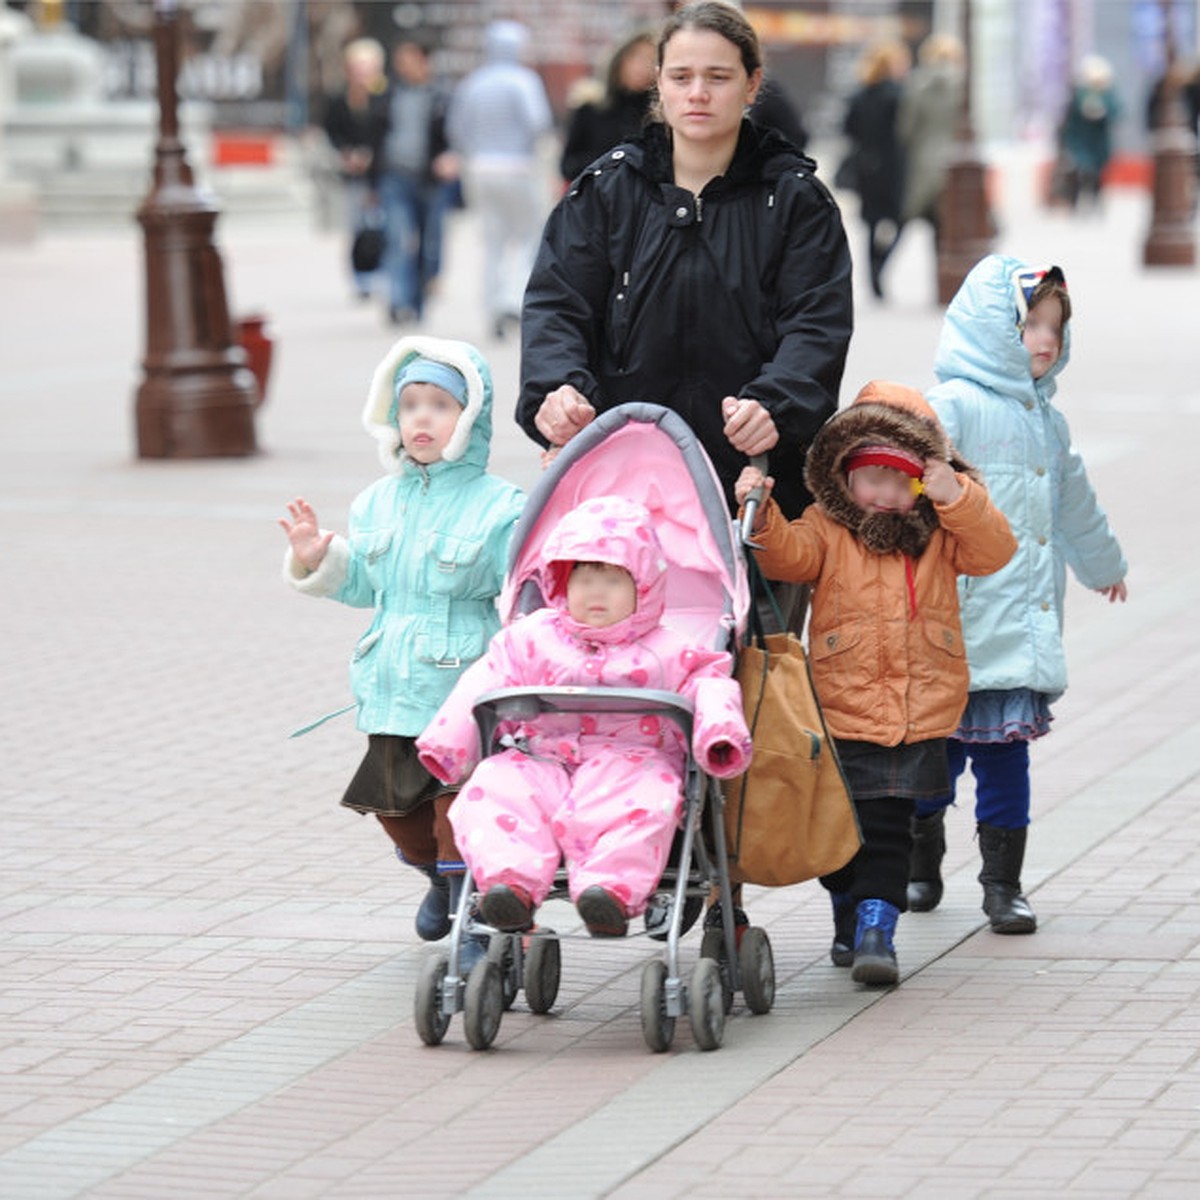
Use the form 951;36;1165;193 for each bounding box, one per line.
286;336;524;735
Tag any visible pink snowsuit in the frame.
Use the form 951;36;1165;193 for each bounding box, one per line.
417;496;752;916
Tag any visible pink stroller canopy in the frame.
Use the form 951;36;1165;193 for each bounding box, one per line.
502;404;749;648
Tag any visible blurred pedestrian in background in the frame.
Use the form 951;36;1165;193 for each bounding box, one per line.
1057;55;1122;212
897;33;965;256
448;20;553;342
373;34;459;327
559;30;657;185
842;40;910;300
322;37;388;300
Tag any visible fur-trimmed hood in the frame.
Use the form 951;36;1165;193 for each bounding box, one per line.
363;335;494;474
804;380;978;557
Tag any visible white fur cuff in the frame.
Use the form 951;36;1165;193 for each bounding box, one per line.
283;534;351;597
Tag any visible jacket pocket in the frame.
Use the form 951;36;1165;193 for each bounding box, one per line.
425;530;484;592
921;617;965;660
352;528;394;563
809;622;863;663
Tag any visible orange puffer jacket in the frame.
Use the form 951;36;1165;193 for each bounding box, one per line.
750;380;1016;746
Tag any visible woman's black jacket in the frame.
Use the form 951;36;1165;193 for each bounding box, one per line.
518;120;853;519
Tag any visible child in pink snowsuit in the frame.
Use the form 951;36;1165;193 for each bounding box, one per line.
417;495;752;938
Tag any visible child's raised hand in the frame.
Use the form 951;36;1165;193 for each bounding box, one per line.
1097;580;1128;603
920;458;963;504
278;497;333;572
734;465;774;508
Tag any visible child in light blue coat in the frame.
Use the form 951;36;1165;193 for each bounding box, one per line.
910;256;1127;932
280;336;524;954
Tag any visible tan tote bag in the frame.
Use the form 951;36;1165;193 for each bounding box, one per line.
722;627;861;887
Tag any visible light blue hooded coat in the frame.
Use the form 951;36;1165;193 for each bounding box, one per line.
285;335;524;735
927;254;1126;702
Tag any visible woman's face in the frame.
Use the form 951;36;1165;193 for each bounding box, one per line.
657;28;761;148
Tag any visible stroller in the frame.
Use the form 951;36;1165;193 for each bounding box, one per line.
412;404;776;1052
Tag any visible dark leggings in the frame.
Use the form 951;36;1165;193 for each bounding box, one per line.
820;794;915;911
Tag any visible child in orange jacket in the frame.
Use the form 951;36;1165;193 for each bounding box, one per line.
736;380;1015;985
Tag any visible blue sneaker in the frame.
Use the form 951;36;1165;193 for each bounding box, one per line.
850;898;899;986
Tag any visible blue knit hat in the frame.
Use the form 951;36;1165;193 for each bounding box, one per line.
392;357;469;408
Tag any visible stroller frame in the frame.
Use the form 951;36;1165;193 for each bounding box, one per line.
412;405;776;1052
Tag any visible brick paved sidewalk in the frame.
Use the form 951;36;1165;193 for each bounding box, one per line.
1;177;1198;1198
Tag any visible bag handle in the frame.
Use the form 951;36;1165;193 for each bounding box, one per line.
744;550;787;650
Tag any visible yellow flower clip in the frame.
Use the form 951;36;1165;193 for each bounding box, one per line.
910;477;925;496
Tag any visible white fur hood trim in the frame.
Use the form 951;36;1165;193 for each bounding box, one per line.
362;335;486;474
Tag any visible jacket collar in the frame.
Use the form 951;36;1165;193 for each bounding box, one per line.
634;119;811;191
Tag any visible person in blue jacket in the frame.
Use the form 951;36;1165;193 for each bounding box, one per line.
279;336;524;962
910;256;1128;932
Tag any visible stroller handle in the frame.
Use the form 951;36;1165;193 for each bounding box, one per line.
740;454;770;547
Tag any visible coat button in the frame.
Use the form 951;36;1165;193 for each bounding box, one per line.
1041;602;1050;612
1036;466;1046;476
675;205;689;219
826;634;838;648
1038;536;1047;546
611;149;625;160
943;630;954;646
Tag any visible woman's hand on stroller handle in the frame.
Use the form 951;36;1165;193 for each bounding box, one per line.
536;385;596;446
721;397;779;457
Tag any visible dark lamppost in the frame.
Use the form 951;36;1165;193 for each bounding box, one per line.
1142;0;1196;267
134;0;257;458
936;0;994;305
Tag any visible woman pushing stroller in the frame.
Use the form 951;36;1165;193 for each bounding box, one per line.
417;495;752;938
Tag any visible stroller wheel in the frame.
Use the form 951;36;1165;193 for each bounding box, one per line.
464;960;504;1050
640;959;676;1053
487;934;520;1011
414;953;453;1046
523;931;561;1014
688;956;726;1051
699;927;735;1015
738;926;776;1015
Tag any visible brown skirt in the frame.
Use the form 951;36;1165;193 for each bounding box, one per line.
340;734;453;817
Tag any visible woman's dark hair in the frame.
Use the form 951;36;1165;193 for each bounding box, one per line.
657;1;763;79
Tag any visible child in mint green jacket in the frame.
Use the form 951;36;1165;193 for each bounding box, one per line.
280;335;523;954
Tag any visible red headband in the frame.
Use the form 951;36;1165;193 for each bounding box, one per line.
844;444;925;479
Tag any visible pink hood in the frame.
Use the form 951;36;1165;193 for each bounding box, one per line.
540;496;669;646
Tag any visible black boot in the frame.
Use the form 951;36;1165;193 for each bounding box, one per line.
829;892;856;967
907;810;946;912
413;864;452;941
977;823;1037;934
